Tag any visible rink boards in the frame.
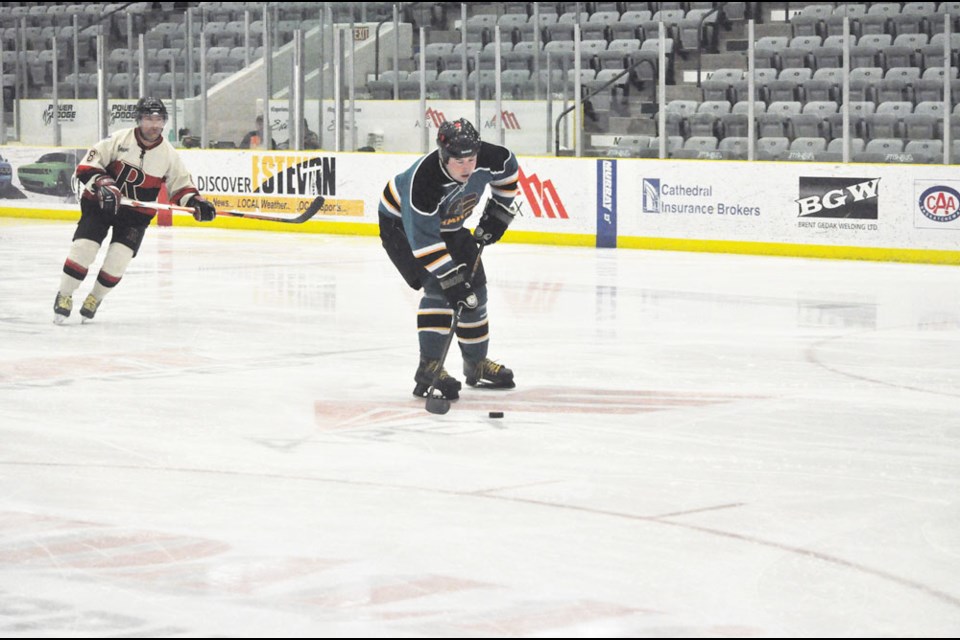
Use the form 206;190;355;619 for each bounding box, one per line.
1;145;958;264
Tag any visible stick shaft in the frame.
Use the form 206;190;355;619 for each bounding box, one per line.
425;243;485;401
119;196;325;223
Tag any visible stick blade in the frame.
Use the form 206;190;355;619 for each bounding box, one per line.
425;396;451;415
302;195;325;219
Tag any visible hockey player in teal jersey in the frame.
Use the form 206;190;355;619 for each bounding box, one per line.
378;118;520;400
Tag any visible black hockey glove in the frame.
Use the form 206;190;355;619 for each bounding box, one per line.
188;195;217;222
438;263;478;310
473;199;515;245
94;175;121;217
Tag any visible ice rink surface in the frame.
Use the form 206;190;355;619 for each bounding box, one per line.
1;218;958;637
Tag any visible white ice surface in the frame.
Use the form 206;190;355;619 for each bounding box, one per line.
0;219;958;637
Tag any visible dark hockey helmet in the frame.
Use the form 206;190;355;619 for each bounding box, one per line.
135;96;168;122
436;118;480;162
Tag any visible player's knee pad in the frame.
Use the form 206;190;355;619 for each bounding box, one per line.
112;224;148;256
101;242;135;278
379;213;422;290
67;238;101;268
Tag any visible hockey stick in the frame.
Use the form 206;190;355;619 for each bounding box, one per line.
120;195;325;224
425;242;485;416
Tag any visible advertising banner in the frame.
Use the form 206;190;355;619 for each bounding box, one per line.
913;180;960;231
181;149;387;227
616;159;959;253
596;159;617;248
20;99;185;148
0;146;85;211
1;143;958;262
177;149;597;237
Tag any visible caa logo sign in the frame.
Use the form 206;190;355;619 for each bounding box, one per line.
918;185;960;223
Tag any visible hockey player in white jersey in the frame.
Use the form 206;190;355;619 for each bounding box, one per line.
53;97;217;323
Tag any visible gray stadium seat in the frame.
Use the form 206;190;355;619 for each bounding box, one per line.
904;139;943;159
732;100;767;114
914;101;945;118
827;137;866;154
790;113;827;139
864;113;900;139
718;136;750;159
688;113;720;138
757;136;790;159
801;79;836;103
683;136;720;151
758;112;789;137
720;113;751;138
902;113;937;140
865;137;905;154
766;79;800;103
788;137;828;160
610;11;650;41
650;135;685;155
597;39;641;70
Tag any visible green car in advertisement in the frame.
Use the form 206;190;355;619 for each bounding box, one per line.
17;150;81;196
0;153;12;193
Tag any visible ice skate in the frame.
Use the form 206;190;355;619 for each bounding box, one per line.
413;357;462;400
464;358;515;389
53;293;72;324
79;294;101;322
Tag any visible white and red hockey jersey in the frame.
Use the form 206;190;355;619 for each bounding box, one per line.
75;127;199;218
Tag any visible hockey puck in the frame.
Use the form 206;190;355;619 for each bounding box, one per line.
488;411;504;419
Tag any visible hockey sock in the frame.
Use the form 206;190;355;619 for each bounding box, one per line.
59;239;101;296
90;243;134;300
456;306;489;363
